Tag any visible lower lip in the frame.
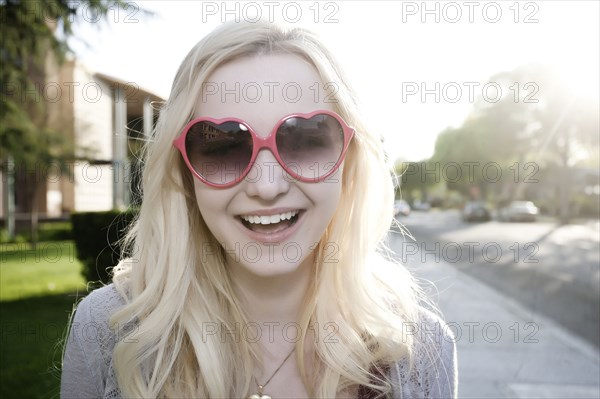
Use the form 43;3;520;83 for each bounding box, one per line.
236;212;304;244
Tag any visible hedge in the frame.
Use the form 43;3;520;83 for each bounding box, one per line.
71;210;137;284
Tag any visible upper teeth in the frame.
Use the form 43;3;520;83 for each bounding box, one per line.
241;211;299;225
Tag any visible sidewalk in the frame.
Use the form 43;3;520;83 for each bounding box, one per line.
409;259;600;398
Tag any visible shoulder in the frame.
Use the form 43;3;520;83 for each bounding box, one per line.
79;283;128;317
62;284;128;398
390;307;458;398
415;307;456;353
72;284;128;330
67;284;128;366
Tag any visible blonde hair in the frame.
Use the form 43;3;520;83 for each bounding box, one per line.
111;21;421;398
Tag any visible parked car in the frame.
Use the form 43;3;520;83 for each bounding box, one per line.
462;201;491;222
498;201;539;222
394;200;411;217
412;200;431;211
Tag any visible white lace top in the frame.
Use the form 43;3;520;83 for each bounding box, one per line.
61;284;457;398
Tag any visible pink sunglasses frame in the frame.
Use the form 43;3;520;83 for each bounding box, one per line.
173;109;355;188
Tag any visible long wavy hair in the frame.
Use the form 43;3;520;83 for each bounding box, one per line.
110;21;421;398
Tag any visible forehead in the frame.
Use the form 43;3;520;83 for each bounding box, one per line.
195;53;334;130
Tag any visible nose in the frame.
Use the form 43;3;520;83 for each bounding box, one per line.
243;148;291;201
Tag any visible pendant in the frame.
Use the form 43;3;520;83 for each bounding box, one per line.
249;385;272;399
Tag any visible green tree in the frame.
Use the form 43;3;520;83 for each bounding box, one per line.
0;0;151;245
429;64;599;219
394;160;438;203
430;122;493;198
484;64;598;220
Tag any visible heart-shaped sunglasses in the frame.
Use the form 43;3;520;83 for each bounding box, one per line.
173;110;355;187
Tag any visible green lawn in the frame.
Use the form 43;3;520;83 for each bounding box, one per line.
0;241;85;301
1;241;86;301
1;241;87;399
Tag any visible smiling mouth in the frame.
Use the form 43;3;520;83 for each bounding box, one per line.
238;210;302;234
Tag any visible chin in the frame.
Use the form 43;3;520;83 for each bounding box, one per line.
233;249;314;278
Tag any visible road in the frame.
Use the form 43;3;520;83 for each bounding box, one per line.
387;209;600;347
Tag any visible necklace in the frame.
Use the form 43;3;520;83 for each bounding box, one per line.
248;346;296;399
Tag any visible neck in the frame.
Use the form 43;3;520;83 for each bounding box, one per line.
227;255;314;326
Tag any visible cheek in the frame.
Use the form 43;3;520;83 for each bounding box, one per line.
308;176;343;216
319;168;346;221
193;182;229;226
193;182;211;212
326;182;343;213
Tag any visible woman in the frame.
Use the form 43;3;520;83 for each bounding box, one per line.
62;21;457;398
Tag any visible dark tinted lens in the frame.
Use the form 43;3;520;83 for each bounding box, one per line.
185;121;253;184
276;114;345;179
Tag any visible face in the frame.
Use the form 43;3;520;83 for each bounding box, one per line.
191;54;344;277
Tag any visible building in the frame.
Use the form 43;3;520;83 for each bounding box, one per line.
0;58;164;231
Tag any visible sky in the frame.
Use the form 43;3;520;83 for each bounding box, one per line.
69;0;600;163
